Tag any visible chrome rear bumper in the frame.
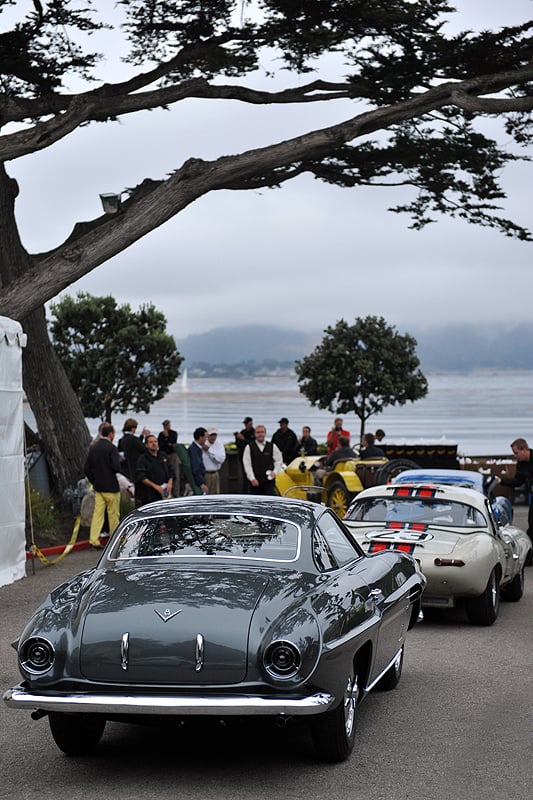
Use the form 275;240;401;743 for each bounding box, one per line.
3;685;334;717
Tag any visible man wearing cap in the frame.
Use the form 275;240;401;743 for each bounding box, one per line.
272;417;299;465
158;420;180;496
234;416;255;491
202;427;226;494
234;416;255;457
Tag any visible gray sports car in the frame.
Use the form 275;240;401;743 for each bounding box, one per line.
3;495;425;762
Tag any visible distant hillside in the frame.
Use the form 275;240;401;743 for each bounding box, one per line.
176;322;533;372
412;322;533;371
177;325;318;364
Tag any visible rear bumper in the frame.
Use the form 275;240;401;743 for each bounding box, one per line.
3;685;334;717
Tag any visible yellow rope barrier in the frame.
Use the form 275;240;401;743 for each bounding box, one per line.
29;514;82;566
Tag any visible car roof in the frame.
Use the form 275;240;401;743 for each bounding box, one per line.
392;469;484;492
123;493;324;527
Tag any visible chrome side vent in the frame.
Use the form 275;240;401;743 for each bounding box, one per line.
121;633;129;671
195;634;204;672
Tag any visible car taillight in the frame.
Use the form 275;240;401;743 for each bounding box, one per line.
20;637;55;673
434;558;465;567
263;640;301;679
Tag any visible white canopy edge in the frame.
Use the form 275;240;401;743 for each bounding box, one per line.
0;316;27;587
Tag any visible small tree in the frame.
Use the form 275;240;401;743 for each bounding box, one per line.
295;316;428;443
50;293;183;422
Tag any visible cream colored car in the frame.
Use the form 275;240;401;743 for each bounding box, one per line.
343;482;531;626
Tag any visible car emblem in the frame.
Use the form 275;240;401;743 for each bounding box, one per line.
154;608;183;623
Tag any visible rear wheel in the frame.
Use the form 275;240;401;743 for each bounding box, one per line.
465;568;500;625
327;481;353;518
376;647;404;691
48;712;106;755
312;669;358;763
375;458;419;485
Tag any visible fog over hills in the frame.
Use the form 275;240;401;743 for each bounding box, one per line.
176;322;533;372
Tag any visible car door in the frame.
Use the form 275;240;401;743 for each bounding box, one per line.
485;499;516;582
313;511;377;643
351;549;414;681
314;511;413;679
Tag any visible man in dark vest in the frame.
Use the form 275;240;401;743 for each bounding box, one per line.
242;424;283;496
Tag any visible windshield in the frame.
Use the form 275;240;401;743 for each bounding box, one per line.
346;497;487;528
109;513;301;562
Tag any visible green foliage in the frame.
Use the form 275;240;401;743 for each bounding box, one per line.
0;0;105;96
49;292;183;421
0;2;531;237
295;316;428;441
26;488;58;540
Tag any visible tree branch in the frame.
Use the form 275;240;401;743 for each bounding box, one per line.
2;58;531;161
0;80;366;161
450;90;533;113
1;63;532;319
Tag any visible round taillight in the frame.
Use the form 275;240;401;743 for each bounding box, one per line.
21;637;55;674
264;640;301;679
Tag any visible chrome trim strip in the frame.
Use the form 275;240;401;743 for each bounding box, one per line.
3;686;334;717
195;634;204;672
120;633;129;671
365;647;403;692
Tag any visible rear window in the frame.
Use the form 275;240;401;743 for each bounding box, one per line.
109;513;300;562
346;497;486;528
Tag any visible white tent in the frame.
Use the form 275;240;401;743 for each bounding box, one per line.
0;316;27;587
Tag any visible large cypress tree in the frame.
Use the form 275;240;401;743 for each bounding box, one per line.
0;1;531;492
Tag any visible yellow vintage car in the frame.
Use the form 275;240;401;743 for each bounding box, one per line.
275;455;419;517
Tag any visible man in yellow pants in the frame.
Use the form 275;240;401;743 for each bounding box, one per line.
84;423;121;549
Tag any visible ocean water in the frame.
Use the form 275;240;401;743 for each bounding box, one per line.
84;369;533;457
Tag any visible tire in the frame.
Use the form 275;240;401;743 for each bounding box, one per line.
465;568;500;625
501;567;524;602
48;712;106;755
327;481;353;518
312;669;358;763
376;647;404;691
375;458;419;485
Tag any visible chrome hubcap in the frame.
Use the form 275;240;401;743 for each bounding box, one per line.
490;573;498;609
343;675;358;737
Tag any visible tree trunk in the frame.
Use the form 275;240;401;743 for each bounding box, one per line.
22;306;91;496
0;164;90;497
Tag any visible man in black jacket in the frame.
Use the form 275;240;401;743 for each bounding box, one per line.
326;436;357;467
118;418;150;480
359;432;385;459
272;417;299;465
84;423;121;549
134;434;175;508
499;437;533;548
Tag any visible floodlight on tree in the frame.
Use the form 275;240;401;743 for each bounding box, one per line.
99;193;124;214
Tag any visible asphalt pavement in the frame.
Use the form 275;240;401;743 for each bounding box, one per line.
0;507;531;800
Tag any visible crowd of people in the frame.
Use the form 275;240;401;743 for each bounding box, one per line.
84;418;533;554
83;414;390;546
84;417;228;547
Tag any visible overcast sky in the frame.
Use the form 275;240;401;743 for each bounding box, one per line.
7;0;533;339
